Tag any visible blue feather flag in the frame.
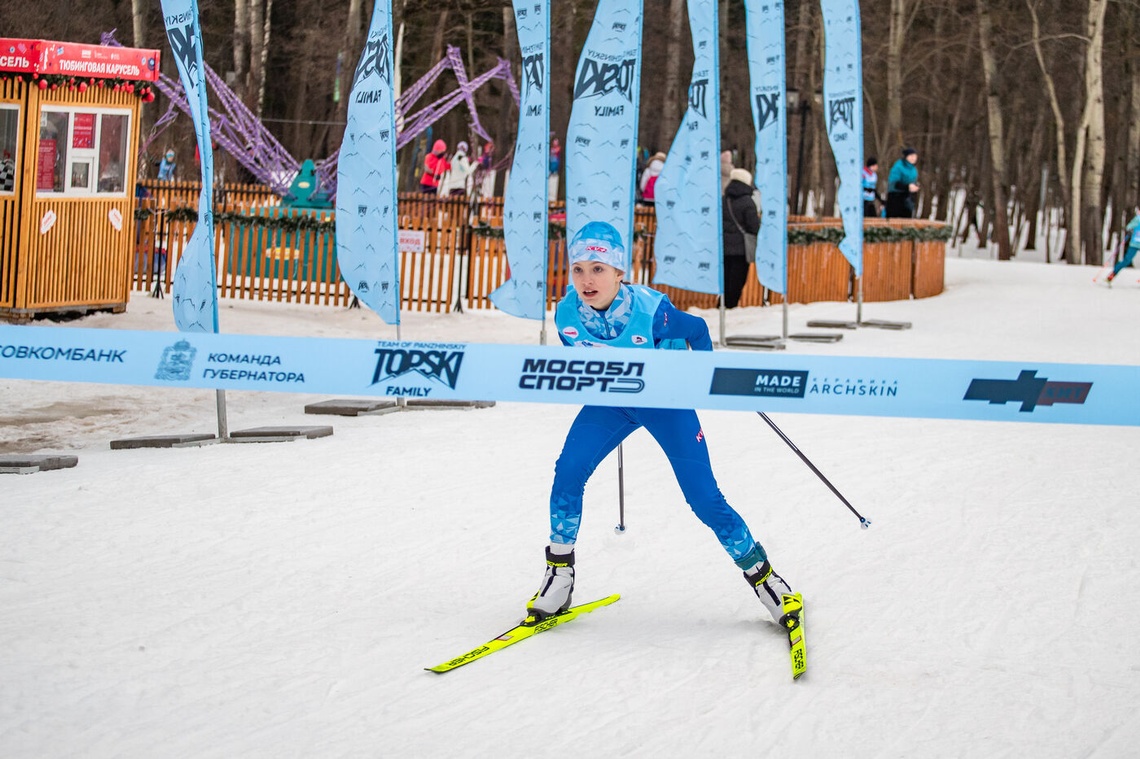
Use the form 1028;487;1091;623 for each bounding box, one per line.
336;1;401;324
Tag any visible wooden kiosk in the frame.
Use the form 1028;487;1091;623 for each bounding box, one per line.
0;38;160;322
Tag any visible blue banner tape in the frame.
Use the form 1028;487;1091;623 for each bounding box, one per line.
2;325;1137;426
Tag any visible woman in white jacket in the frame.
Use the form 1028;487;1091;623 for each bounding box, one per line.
439;141;475;196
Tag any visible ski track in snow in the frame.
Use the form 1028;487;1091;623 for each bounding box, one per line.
1;255;1139;757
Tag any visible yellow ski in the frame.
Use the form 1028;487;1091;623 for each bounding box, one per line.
781;593;807;680
426;594;620;674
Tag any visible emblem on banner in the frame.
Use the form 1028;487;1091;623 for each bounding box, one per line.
964;370;1092;413
155;340;197;381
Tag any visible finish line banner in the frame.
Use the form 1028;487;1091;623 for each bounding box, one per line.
2;326;1138;427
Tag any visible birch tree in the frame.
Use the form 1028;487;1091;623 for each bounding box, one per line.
1069;0;1108;264
976;0;1012;260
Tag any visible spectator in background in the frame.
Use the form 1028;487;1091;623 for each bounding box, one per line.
722;167;760;309
475;141;496;197
862;156;881;218
639;151;666;205
420;139;450;195
549;137;562;200
720;150;735;193
439;141;474;196
885;147;919;218
0;150;15;192
156;148;177;181
478;141;495;170
1107;206;1140;285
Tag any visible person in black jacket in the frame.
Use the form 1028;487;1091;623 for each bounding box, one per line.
722;168;760;308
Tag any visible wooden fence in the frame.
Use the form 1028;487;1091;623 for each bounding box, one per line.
131;180;946;313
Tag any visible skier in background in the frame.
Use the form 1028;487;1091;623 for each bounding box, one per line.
1107;207;1140;285
527;220;799;630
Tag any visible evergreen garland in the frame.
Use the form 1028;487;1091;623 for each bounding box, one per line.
132;206;951;245
1;71;157;100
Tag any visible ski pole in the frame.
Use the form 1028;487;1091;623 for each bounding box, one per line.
615;443;627;534
757;412;871;529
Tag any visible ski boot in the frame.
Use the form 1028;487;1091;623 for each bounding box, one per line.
526;546;575;623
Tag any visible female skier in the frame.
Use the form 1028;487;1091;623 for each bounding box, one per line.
527;220;797;628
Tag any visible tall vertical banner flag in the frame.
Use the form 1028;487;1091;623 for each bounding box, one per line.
652;0;722;295
745;0;789;294
161;0;217;333
820;0;863;277
491;0;551;320
566;0;643;271
336;1;401;325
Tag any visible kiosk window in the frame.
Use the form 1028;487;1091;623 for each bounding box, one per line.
37;107;131;196
0;106;17;194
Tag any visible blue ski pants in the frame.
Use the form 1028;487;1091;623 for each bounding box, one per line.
1112;246;1138;278
548;405;764;567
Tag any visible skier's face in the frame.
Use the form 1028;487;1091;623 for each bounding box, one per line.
571;261;624;309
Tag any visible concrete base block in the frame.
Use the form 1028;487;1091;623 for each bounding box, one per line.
723;335;787;351
405;399;496;410
806;319;859;330
788;332;845;343
226;426;334;443
304;398;495;416
858;319;913;330
110;434;217;450
0;454;79;474
304;399;398;416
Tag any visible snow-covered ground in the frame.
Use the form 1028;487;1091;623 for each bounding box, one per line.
2;253;1139;758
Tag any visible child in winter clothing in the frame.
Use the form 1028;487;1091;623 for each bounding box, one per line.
638;152;666;204
1107;208;1140;285
886;148;919;218
439;141;474;196
527;221;797;630
420;139;450;195
862;157;880;218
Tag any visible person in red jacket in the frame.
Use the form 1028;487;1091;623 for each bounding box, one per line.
420;139;450;195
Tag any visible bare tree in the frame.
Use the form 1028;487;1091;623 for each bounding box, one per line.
977;0;1012;260
658;0;686;152
131;0;147;47
1069;0;1108;264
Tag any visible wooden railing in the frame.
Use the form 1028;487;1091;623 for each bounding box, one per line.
131;181;946;313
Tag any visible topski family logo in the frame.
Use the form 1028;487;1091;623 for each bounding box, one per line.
166;22;200;84
371;345;465;395
155;340;197;381
574;55;636;101
963;369;1092;412
353;32;391;88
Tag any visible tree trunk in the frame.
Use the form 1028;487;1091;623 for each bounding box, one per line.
976;0;1011;260
232;0;250;102
257;0;274;119
1129;4;1140;218
886;0;906;149
1080;0;1107;266
1027;0;1071;258
131;0;148;47
659;0;686;151
791;0;813;214
247;0;265;112
495;6;516;197
335;0;364;125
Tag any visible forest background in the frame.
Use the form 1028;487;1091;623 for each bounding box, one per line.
2;0;1136;266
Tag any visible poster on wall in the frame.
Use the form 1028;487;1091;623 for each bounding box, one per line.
72;113;95;149
36;139;56;191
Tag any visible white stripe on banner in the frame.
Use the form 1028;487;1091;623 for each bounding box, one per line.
161;0;218;333
652;0;722;296
3;325;1138;427
491;0;551;320
336;1;401;325
566;0;642;270
821;0;863;277
745;0;788;294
